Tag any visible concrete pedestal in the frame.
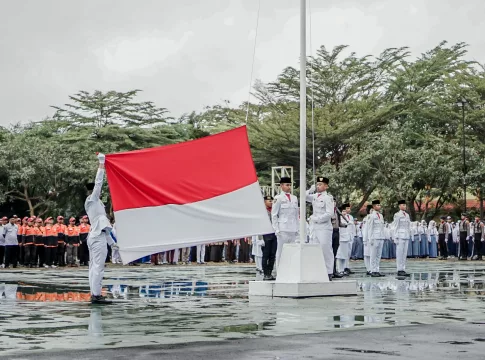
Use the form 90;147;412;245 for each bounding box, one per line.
249;243;357;298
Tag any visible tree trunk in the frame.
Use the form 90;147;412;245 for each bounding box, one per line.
352;186;376;217
480;187;483;219
24;185;35;217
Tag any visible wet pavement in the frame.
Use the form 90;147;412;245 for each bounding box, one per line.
1;259;485;357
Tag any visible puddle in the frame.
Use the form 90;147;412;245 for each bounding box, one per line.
335;347;399;356
1;261;485;354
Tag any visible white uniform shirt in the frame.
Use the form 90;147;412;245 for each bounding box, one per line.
306;189;333;230
0;225;4;246
85;168;113;242
365;211;386;241
251;235;265;257
392;211;411;240
271;191;299;233
2;223;18;245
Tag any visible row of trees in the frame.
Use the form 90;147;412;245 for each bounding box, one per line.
1;41;484;221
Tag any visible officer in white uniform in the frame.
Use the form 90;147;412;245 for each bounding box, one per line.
391;200;411;277
271;177;299;270
362;204;373;275
335;206;352;275
343;203;355;274
306;176;335;279
365;200;386;277
85;153;116;304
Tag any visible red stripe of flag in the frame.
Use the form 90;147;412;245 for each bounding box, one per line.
105;126;258;211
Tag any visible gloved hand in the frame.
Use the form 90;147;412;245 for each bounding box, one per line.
97;152;106;164
309;185;316;193
275;230;280;236
111;243;119;250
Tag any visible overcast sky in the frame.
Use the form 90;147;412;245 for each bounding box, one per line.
1;0;484;126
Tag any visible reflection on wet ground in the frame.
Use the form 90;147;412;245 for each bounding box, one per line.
1;260;485;355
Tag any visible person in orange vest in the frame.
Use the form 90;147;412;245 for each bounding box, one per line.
34;218;45;267
43;217;57;268
79;215;91;266
53;216;67;267
66;217;80;267
23;218;36;268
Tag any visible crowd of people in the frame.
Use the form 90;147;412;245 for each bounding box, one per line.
0;181;483;277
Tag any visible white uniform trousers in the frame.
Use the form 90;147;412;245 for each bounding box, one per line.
370;239;384;273
336;241;350;273
87;234;108;296
395;238;409;271
255;255;262;271
313;227;334;275
196;245;206;263
363;241;371;271
276;231;297;270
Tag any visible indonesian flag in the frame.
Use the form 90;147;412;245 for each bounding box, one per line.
105;126;273;264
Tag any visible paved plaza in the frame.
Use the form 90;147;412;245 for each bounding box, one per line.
1;259;485;358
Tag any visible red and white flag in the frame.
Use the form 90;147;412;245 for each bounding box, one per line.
105;126;273;264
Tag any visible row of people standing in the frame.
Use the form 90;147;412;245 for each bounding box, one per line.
349;214;485;261
0;215;91;268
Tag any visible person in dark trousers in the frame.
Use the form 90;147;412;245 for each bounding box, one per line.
262;196;277;280
471;216;484;260
458;213;469;260
438;216;448;260
3;217;19;268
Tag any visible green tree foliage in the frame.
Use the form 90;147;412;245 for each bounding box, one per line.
1;42;484;220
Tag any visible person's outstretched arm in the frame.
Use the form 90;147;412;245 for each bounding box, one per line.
91;153;106;201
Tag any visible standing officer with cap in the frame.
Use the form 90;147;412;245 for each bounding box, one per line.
85;153;116;304
306;176;336;279
392;200;411;277
271;177;299;270
458;213;470;260
365;200;386;277
262;195;277;280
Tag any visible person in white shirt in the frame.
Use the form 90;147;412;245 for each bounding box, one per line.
85;153;116;304
365;200;386;277
0;216;6;268
306;176;335;279
251;235;265;275
3;217;19;268
391;200;411;277
272;177;299;270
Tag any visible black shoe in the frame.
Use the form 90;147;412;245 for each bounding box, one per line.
328;274;333;281
344;268;354;274
91;295;112;304
371;272;381;277
333;272;344;279
366;271;372;276
378;272;386;277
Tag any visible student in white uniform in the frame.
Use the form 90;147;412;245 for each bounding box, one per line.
335;206;352;275
272;177;299;270
306;176;335;279
342;203;355;274
365;200;386;277
391;200;411;277
251;235;265;275
85;153;116;304
362;204;373;275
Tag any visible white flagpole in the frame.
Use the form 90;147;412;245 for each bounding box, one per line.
299;0;307;242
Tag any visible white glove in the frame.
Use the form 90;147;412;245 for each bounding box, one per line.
97;152;106;164
309;185;316;193
111;243;119;250
275;230;280;236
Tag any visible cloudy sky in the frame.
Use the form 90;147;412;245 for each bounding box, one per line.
1;0;484;125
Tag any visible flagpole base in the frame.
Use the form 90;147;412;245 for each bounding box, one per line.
249;243;357;298
249;280;357;298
